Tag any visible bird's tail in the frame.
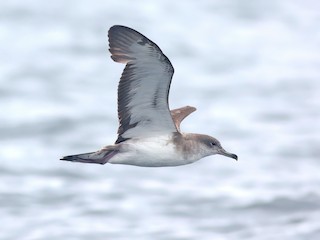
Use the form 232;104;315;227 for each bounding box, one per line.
60;146;119;165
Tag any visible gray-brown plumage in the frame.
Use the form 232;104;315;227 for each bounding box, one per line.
60;25;237;167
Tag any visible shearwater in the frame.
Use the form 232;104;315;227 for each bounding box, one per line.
60;25;237;167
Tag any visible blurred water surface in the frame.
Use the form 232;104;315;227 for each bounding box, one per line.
1;0;320;239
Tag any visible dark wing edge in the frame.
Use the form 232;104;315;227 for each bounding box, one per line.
108;25;176;143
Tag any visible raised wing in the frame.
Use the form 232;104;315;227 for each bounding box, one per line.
170;106;196;132
108;25;177;143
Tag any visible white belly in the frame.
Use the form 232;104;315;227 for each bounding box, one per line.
108;136;193;167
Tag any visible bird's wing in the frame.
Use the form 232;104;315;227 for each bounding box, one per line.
108;25;177;143
170;106;196;132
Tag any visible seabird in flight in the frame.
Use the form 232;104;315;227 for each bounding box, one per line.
60;25;237;167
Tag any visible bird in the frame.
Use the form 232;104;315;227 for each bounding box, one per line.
60;25;237;167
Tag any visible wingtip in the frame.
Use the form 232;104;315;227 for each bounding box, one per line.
109;25;129;31
186;105;197;112
60;155;73;161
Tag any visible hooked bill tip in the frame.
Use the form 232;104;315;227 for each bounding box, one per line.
231;154;238;161
218;149;238;161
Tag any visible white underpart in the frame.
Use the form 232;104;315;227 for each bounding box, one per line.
108;135;196;167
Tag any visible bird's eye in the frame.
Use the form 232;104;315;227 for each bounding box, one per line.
210;142;215;146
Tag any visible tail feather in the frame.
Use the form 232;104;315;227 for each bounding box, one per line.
60;147;118;165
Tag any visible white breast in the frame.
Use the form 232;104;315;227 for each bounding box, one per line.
109;135;192;167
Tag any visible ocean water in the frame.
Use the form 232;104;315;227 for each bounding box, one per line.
1;0;320;239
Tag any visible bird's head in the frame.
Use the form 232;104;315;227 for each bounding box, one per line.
197;134;238;161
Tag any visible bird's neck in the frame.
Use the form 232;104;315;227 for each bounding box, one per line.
172;132;207;161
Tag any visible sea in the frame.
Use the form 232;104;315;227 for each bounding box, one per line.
1;0;320;239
